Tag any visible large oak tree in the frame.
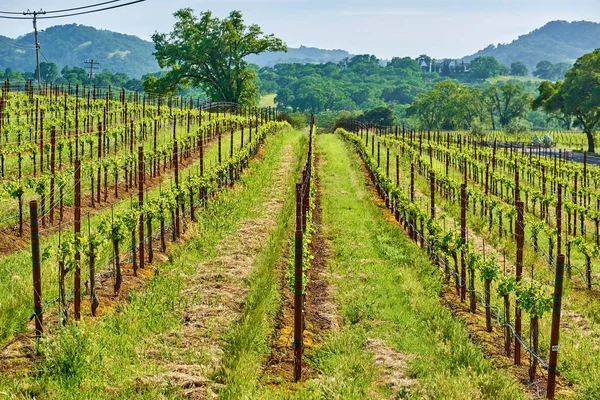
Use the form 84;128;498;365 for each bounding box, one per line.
145;9;286;104
533;49;600;153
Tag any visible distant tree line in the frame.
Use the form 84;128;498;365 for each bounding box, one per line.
0;61;145;91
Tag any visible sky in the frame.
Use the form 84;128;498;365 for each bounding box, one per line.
0;0;598;59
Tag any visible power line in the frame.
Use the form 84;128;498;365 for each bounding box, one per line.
38;0;147;19
0;1;146;20
44;0;125;14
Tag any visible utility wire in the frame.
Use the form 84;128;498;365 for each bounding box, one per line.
38;0;147;19
44;0;125;14
0;0;145;20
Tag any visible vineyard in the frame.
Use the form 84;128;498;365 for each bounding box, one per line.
0;80;597;399
336;122;600;398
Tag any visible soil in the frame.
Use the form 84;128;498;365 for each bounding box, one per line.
262;149;340;387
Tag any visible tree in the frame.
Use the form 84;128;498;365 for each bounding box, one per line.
409;80;465;130
551;62;571;80
533;61;554;79
35;62;59;83
359;106;395;126
387;57;420;73
510;61;529;76
484;83;532;128
533;49;600;153
147;9;287;104
469;56;507;80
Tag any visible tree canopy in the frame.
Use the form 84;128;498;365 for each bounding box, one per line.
533;60;571;80
533;49;600;152
146;9;287;104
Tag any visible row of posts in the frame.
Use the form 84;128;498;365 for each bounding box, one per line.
351;121;565;399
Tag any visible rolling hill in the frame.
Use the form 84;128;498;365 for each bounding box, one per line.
0;24;351;78
462;20;600;72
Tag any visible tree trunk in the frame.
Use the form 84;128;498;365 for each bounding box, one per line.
113;240;121;295
90;247;99;316
469;268;476;313
485;279;492;332
18;195;23;237
529;316;539;382
147;217;153;264
131;229;137;276
586;130;595;154
160;219;166;252
504;294;511;356
59;260;67;325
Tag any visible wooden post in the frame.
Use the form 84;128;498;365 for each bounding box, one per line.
460;183;467;302
138;146;144;270
49;126;56;224
174;141;180;238
430;172;435;219
74;160;81;321
515;200;525;365
547;254;565;399
30;200;43;338
293;183;303;382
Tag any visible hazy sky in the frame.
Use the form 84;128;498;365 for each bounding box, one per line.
0;0;598;59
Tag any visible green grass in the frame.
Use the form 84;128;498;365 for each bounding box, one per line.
256;134;526;399
0;127;304;399
217;130;307;398
259;94;276;108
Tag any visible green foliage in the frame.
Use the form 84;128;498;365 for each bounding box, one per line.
484;83;532;128
470;56;508;80
533;49;600;152
263;54;431;115
479;258;501;282
409;80;485;130
147;9;286;104
510;61;529;77
533;60;571;80
358;106;395;126
515;281;552;318
496;275;516;296
35;62;59;83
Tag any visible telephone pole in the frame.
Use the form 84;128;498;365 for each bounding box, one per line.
22;9;46;93
84;59;99;88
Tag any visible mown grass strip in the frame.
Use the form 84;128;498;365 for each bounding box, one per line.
264;134;526;399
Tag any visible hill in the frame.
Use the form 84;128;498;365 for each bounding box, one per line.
0;24;159;78
0;24;352;78
246;45;351;66
462;20;600;72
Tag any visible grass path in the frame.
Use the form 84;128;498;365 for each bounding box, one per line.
261;134;527;399
0;127;305;399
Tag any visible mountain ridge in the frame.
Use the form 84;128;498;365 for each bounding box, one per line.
462;20;600;71
0;20;598;78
